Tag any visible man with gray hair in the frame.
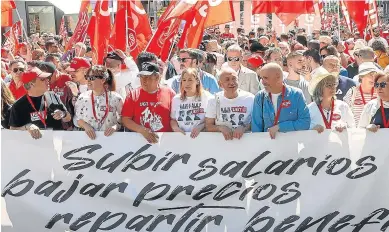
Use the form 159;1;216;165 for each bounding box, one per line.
225;44;260;95
347;46;381;80
322;55;356;100
205;67;254;140
9;67;71;139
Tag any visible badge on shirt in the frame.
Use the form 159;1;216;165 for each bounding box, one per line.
100;106;114;112
281;100;291;108
354;99;363;105
30;112;46;122
332;113;341;121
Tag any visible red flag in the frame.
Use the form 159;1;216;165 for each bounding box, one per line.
252;0;314;26
130;0;153;56
1;0;16;27
88;0;112;65
177;7;197;49
186;1;209;48
204;0;235;27
4;21;22;55
59;16;67;42
367;0;379;28
109;0;127;51
160;19;181;61
65;1;90;51
145;1;177;56
340;0;352;32
343;0;368;35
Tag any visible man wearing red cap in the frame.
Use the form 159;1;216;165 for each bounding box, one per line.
9;67;71;139
66;57;91;94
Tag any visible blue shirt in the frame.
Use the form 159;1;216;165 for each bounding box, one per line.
337;75;356;101
340;67;348;78
171;70;221;94
252;85;311;132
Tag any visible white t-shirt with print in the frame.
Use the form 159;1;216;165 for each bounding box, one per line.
206;90;254;129
171;92;212;132
75;90;124;131
308;100;356;129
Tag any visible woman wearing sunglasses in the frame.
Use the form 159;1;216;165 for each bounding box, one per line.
358;72;389;132
74;65;123;140
170;68;211;138
308;68;355;133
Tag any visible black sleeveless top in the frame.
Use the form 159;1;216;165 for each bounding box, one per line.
370;106;389;128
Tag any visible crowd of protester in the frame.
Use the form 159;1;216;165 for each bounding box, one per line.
1;24;389;142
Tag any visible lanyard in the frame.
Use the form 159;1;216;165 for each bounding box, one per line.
359;85;375;105
91;90;109;128
269;85;286;126
380;100;389;128
318;98;334;129
26;95;47;128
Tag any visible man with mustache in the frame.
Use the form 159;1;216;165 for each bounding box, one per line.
285;52;312;103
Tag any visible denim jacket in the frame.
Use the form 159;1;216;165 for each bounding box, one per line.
252;85;311;132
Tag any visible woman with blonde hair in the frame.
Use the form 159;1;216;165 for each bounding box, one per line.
170;68;211;138
74;65;123;139
308;68;355;133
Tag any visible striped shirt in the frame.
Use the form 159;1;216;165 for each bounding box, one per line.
343;86;377;125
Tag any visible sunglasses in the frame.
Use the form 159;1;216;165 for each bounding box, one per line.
374;82;388;89
86;76;104;81
13;68;25;73
325;82;339;88
178;57;193;63
228;57;240;62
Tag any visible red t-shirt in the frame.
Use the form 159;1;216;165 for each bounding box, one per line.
8;80;26;100
122;87;176;132
220;33;235;39
50;73;72;102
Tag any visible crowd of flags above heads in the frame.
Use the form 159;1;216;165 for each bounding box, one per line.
1;0;383;64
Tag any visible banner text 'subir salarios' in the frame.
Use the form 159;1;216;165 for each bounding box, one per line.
2;130;389;232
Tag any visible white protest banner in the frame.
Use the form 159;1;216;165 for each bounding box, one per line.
2;129;389;232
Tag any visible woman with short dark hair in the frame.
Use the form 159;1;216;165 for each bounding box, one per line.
74;65;123;139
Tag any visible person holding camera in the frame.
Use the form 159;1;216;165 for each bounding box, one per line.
9;67;71;139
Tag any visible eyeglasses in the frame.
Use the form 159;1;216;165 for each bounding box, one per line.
13;68;25;73
321;54;328;59
86;76;104;81
325;82;339;88
178;58;193;63
374;81;388;89
228;57;240;62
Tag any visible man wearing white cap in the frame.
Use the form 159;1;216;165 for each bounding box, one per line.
343;62;379;125
308;67;355;133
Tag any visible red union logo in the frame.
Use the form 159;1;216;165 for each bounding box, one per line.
281;100;291;108
332;114;341;121
127;28;137;51
157;26;172;48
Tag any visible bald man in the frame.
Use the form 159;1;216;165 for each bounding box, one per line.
252;63;310;138
205;68;254;140
322;55;356;100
